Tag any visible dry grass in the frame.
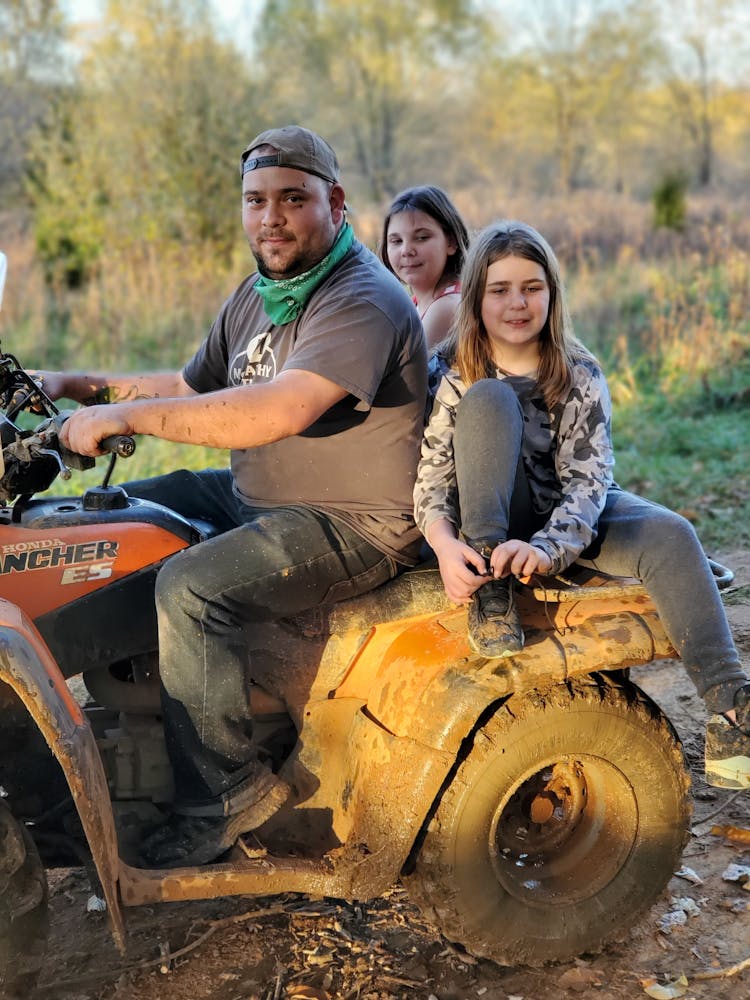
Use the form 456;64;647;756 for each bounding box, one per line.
2;191;749;548
5;191;750;374
0;216;249;370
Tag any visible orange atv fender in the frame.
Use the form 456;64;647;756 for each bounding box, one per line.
0;599;125;950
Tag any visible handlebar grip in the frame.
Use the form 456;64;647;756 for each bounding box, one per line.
100;434;136;458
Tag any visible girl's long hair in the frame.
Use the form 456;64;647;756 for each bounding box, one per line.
378;185;469;287
441;220;594;408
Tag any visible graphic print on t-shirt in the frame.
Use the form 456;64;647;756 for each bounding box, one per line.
230;331;277;385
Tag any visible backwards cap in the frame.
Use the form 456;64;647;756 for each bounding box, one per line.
240;125;340;184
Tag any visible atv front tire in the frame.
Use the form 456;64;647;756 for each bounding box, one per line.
0;800;49;997
405;674;691;965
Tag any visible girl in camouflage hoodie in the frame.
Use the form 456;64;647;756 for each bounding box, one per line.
414;220;750;786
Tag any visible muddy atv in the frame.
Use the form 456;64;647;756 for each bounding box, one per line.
0;262;714;993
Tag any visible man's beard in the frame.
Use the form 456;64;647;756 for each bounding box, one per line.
251;239;313;280
254;254;279;279
250;227;336;280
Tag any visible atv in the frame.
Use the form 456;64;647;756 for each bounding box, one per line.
0;252;723;995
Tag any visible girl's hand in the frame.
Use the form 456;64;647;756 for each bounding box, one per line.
434;536;492;604
490;540;552;582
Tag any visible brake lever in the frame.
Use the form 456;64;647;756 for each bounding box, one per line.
32;445;72;480
26;414;95;473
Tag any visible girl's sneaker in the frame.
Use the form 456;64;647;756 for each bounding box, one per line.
704;684;750;789
467;577;524;658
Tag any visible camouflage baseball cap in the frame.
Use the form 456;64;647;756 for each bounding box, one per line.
240;125;340;184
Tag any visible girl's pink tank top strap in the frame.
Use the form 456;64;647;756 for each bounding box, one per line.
419;281;461;319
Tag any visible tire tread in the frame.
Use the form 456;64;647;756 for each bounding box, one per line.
405;674;691;966
0;801;49;997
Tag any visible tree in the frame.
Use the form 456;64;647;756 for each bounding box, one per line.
661;0;745;187
28;0;257;283
254;0;484;203
489;0;661;194
0;0;66;202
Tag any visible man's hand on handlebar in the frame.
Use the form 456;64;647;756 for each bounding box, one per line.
60;404;135;457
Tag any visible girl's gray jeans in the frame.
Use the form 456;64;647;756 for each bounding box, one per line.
453;378;748;715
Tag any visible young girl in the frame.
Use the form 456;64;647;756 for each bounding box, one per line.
379;185;469;350
414;219;750;787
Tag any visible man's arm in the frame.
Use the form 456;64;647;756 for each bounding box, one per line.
59;369;349;456
36;370;192;405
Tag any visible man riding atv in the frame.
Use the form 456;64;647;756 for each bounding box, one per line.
36;124;428;869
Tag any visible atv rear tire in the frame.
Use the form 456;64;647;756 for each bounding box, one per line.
405;674;691;966
0;800;49;997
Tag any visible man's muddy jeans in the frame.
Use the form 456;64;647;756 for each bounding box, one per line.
454;379;749;715
125;468;397;812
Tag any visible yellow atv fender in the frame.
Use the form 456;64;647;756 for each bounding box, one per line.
248;566;678;900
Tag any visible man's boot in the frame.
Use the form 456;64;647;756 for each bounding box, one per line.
139;760;290;868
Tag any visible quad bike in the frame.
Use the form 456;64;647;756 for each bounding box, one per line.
0;255;728;994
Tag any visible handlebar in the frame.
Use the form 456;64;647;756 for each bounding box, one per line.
100;434;136;459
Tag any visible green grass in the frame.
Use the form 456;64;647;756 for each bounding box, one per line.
723;584;750;607
613;386;750;551
4;210;749;555
49;438;228;494
42;378;749;558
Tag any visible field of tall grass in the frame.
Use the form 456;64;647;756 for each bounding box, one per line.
1;192;749;551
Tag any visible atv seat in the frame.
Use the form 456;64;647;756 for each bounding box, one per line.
323;556;733;636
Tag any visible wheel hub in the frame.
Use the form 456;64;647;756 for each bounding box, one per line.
489;755;639;907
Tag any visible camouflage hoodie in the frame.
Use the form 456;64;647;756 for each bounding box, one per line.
414;356;616;575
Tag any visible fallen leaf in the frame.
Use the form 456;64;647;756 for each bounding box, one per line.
301;946;336;967
640;972;689;998
287;988;329;1000
237;839;269;859
710;823;750;844
668;896;701;917
657;910;687;934
722;863;750;884
673;865;703;885
558;966;603;991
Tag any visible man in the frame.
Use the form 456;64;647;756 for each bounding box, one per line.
44;125;427;867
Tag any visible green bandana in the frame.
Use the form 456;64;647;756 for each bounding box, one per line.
254;222;355;325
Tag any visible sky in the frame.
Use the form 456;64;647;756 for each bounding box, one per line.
60;0;258;32
61;0;100;19
59;0;264;57
57;0;750;85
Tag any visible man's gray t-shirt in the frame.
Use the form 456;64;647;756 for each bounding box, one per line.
182;241;427;565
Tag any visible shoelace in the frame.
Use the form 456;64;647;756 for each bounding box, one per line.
477;579;513;617
528;573;566;637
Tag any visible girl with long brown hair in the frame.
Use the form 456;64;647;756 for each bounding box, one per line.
415;220;750;788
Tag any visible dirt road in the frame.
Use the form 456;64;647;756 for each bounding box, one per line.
32;551;750;1000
